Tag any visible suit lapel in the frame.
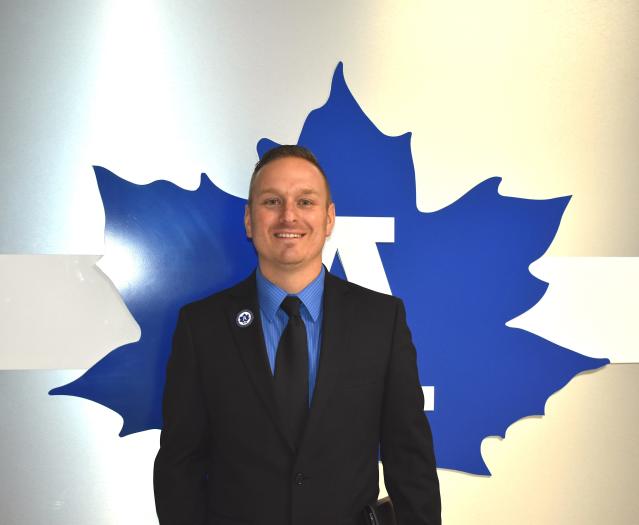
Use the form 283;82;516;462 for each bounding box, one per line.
298;271;351;452
227;273;294;453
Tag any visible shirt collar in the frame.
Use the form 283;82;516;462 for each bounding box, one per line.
256;266;325;322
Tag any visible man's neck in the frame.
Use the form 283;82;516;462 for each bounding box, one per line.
258;261;323;294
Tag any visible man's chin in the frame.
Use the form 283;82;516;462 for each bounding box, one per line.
262;255;320;273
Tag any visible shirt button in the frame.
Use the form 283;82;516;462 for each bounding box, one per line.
295;472;304;486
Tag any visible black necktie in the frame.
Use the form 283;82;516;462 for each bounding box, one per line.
274;296;308;449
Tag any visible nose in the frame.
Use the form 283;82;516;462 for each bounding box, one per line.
280;199;297;223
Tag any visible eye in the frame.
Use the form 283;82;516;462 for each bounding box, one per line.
262;197;281;207
298;198;314;207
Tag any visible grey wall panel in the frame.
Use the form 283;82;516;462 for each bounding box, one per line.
0;1;105;254
1;0;638;255
0;370;159;525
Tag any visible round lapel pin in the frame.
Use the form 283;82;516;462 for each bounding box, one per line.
236;309;254;327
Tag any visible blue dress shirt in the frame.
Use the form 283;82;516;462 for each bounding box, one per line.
256;266;325;403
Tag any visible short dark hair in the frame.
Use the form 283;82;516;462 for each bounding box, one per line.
247;145;332;205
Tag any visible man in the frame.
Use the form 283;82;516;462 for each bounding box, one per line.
154;145;441;525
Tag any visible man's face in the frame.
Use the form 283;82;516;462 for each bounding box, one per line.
244;156;335;277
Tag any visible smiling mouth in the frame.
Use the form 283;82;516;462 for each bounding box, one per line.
274;233;304;238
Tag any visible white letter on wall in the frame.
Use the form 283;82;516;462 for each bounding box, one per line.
322;216;395;295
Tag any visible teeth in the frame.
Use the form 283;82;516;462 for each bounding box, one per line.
275;233;302;238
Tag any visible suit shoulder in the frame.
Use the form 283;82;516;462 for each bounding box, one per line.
329;272;402;308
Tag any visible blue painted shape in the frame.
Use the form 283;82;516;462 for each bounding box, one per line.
51;63;609;474
50;169;256;435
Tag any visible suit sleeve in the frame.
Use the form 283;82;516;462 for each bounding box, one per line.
380;298;441;525
154;307;209;525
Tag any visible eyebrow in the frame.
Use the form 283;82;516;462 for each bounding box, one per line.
257;188;320;196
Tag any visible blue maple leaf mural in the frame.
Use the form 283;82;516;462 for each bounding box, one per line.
51;63;608;474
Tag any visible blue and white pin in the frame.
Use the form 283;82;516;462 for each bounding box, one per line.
236;309;254;328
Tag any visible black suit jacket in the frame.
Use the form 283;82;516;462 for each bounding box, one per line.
154;271;441;525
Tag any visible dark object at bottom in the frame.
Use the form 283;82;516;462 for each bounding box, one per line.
362;497;397;525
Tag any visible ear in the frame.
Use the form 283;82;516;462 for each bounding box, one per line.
244;204;252;238
326;202;336;237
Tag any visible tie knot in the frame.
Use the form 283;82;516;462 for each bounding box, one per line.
281;296;302;318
